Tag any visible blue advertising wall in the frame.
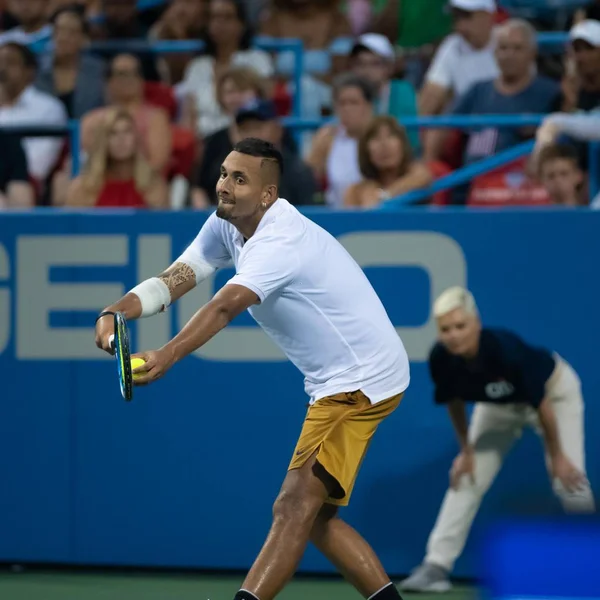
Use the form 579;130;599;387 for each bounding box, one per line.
0;209;598;578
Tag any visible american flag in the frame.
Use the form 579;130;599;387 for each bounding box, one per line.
466;128;499;158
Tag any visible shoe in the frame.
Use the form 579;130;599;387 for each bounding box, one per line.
398;562;452;593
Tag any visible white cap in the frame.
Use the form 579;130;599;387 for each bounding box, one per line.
449;0;496;13
570;19;600;47
351;33;395;61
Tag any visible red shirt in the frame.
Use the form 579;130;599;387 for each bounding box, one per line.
469;161;552;207
95;180;146;208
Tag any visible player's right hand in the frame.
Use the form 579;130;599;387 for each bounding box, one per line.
450;448;475;490
95;313;115;355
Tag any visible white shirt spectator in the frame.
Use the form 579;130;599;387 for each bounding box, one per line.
0;25;53;47
425;31;499;97
182;50;274;137
177;199;410;403
0;86;68;181
326;127;361;208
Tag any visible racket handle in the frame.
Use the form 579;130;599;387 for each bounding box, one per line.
109;334;115;350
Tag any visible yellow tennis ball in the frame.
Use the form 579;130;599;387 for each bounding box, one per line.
131;357;146;380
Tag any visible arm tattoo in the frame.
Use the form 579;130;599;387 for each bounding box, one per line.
158;262;196;294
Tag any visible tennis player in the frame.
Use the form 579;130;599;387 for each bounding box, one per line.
400;287;595;593
95;138;410;600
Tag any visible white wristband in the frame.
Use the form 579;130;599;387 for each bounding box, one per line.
129;277;172;318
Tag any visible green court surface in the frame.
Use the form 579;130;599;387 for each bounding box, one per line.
0;570;476;600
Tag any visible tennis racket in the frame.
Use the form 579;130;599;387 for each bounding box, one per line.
109;312;133;402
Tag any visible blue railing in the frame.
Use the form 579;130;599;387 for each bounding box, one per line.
381;116;600;207
281;114;550;131
381;140;536;209
3;114;599;206
137;0;169;10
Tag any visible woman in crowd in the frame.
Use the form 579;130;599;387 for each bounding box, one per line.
307;73;375;207
65;108;168;208
80;53;173;174
183;0;273;137
35;4;105;119
344;115;433;208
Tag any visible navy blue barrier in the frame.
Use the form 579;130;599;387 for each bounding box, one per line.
482;519;600;600
0;209;598;576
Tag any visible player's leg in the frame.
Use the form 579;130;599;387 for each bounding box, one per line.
306;392;404;599
234;449;329;600
400;403;522;592
234;391;403;600
310;504;399;598
539;359;595;513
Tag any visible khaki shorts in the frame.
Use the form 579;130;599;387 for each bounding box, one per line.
288;390;403;506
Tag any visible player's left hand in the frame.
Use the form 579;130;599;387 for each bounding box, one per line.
130;347;176;385
551;453;587;492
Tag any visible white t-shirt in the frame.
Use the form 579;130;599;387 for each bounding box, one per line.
0;86;68;181
326;127;361;208
178;199;410;404
425;32;499;97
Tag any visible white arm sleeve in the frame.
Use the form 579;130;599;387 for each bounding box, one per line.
176;212;232;280
128;213;232;317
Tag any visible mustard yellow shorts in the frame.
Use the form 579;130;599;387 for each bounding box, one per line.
288;390;403;506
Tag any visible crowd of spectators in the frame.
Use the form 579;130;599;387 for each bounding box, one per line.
0;0;599;210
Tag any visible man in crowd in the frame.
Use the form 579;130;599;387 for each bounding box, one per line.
0;42;68;184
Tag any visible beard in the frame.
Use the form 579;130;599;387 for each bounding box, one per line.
216;194;236;220
216;203;232;220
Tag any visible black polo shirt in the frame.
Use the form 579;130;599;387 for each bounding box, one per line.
0;133;29;193
429;328;556;408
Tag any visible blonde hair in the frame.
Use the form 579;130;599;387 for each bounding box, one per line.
433;286;479;318
81;108;154;194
